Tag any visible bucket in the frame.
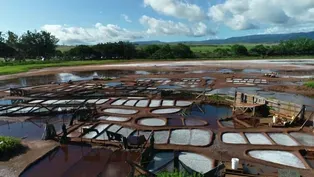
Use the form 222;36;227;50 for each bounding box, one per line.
272;116;277;123
231;158;239;170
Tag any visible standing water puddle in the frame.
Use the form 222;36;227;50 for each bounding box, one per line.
20;145;139;177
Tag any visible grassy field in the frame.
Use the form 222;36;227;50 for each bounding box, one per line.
189;44;274;53
0;60;127;75
57;45;75;52
0;55;313;76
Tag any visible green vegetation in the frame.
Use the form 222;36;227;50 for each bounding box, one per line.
1;29;314;75
0;60;127;75
138;171;203;177
304;81;314;88
0;136;25;160
206;94;232;105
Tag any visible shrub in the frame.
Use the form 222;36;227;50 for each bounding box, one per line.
0;136;25;160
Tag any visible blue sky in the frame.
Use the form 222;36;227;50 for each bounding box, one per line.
1;0;314;44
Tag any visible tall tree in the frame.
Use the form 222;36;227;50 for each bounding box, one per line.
231;44;248;56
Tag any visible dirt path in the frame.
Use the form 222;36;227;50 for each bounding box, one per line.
0;140;58;177
1;59;314;81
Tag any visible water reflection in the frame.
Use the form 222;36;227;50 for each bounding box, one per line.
21;145;139;177
0;114;72;140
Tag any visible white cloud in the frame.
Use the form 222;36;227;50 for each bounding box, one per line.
139;15;214;37
41;23;143;45
143;0;206;21
208;0;314;31
121;14;132;23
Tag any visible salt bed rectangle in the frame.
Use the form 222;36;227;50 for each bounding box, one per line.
42;100;58;104
176;101;192;107
67;100;86;104
136;100;149;107
96;132;108;140
154;131;170;144
96;99;109;104
86;99;99;103
29;100;44;104
53;100;71;104
149;100;161;107
124;100;138;106
290;132;314;146
190;129;211;146
117;127;135;138
162;100;175;106
268;133;299;146
111;99;127;106
170;129;191;145
107;124;122;133
245;133;272;145
222;133;247;144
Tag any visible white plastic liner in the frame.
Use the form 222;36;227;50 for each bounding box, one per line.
96;132;108;140
96;99;109;104
245;133;272;145
147;152;174;172
190;129;211;146
29;100;44;104
117;127;135;138
107;124;122;132
124;100;138;106
170;129;191;145
136;100;149;107
98;116;129;122
154;131;169;144
111;99;127;106
6;107;22;113
222;133;247;144
139;118;166;126
289;132;314;146
149;100;162;107
103;108;138;115
268;133;299;146
15;107;39;113
86;99;99;103
53;100;71;104
152;108;181;114
248;150;306;169
179;152;214;174
42;100;58;104
67;100;86;104
162;100;175;106
82;124;110;139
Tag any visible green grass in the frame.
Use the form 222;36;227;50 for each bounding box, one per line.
189;44;274;54
0;136;24;160
0;60;129;75
0;55;313;76
304;81;314;88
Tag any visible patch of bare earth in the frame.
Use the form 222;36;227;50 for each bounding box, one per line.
0;140;58;177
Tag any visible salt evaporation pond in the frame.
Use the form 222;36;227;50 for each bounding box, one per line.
124;100;138;106
82;124;110;139
248;150;306;169
176;101;193;107
268;133;299;146
245;133;272;145
170;129;191;145
97;116;129;122
103;108;138;115
154;131;170;144
136;100;149;107
138;118;166;126
152;108;181;114
222;133;247;144
289;132;314;146
149;100;162;107
111;99;127;106
179;152;214;174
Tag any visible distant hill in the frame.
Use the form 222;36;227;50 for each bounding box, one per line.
134;31;314;45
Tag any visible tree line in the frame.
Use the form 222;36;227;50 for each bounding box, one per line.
1;30;314;62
